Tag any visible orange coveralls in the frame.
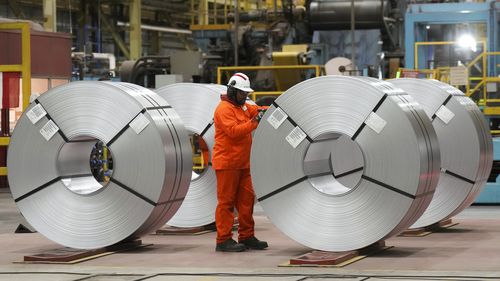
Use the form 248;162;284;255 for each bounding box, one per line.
212;96;262;244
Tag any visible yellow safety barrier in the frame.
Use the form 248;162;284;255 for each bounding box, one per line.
0;22;31;176
217;65;324;101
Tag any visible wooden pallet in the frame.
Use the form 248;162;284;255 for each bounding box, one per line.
280;240;391;268
19;240;149;264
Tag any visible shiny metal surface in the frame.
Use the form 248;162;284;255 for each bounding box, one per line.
7;81;191;249
155;83;224;227
389;78;493;229
309;0;390;30
251;76;440;251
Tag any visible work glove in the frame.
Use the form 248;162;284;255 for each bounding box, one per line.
254;109;265;123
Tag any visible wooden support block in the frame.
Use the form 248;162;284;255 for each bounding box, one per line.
290;250;358;265
22;240;145;264
400;219;459;237
428;219;459;231
156;223;216;236
399;227;431;237
284;240;390;267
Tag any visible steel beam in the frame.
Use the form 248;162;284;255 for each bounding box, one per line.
100;6;131;59
129;0;142;60
7;0;26;19
43;0;57;32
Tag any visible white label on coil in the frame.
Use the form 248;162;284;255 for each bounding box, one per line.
435;105;455;124
27;103;47;124
267;107;288;129
129;113;150;134
39;120;59;141
286;126;307;148
365;112;387;134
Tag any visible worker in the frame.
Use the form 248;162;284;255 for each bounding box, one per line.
212;72;268;252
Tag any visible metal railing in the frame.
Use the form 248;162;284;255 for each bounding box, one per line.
413;41;500;100
217;65;325;101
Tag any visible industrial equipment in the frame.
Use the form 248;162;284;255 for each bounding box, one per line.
190;0;403;85
120;56;171;88
71;52;117;81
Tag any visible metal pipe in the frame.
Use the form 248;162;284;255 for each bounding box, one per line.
234;0;239;66
117;21;192;34
191;0;194;25
224;0;227;24
214;0;217;24
350;0;355;71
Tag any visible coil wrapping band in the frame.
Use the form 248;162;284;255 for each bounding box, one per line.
8;81;192;249
390;78;493;228
155;83;225;227
251;76;440;251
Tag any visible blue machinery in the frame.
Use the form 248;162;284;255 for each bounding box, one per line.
405;1;499;74
476;138;500;203
405;1;500;204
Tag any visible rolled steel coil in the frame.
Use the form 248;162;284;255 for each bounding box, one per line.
251;75;440;251
389;78;493;228
8;81;191;249
155;83;225;227
308;0;390;30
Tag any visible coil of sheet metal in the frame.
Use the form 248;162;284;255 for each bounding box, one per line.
250;75;440;251
155;83;225;227
7;81;191;249
325;57;354;76
389;78;493;228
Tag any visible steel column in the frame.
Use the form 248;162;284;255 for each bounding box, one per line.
43;0;57;32
129;0;142;60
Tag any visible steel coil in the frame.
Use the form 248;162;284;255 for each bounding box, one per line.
251;75;440;251
155;83;225;227
389;78;493;228
8;81;191;249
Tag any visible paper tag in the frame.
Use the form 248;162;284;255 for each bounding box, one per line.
39;120;59;141
435;105;455;124
267;107;288;129
365;112;387;134
27;103;47;124
286;126;307;148
129;113;150;134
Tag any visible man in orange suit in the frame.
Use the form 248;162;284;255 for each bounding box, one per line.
212;72;268;252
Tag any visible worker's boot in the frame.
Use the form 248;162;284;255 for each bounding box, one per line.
215;239;246;252
239;236;268;250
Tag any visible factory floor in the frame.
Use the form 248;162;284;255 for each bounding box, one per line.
1;189;500;281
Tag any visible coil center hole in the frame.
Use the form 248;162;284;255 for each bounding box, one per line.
57;139;114;195
303;133;364;196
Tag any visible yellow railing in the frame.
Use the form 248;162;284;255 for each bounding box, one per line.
466;52;500;99
191;0;274;25
0;22;31;176
0;22;31;111
413;41;500;103
217;65;324;101
414;40;487;70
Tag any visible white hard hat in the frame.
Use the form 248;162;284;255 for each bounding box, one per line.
227;72;254;93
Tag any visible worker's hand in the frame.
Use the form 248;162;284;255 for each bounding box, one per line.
254;110;265;123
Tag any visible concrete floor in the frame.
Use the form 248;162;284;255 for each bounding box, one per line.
1;189;500;281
